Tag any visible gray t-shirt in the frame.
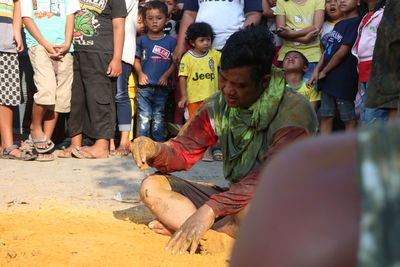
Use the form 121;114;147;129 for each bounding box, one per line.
0;0;17;53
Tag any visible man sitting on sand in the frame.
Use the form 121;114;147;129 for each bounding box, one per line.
131;26;318;255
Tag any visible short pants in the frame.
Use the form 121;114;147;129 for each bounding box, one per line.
166;174;232;230
320;91;356;121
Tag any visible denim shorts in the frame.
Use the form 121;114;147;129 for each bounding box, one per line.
320;91;356;121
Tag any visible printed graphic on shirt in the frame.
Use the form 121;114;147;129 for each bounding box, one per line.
73;0;107;46
152;45;170;60
32;0;66;19
325;30;343;56
0;0;13;23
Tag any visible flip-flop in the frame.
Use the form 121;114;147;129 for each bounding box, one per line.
0;144;37;161
36;153;55;162
57;149;73;158
29;134;55;153
71;147;106;159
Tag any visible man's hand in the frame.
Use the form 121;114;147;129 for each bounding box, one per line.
165;204;216;255
318;70;327;80
107;58;122;77
130;136;161;170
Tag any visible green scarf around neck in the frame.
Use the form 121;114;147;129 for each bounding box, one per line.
211;68;286;183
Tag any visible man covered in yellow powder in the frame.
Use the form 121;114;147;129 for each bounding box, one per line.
131;26;318;255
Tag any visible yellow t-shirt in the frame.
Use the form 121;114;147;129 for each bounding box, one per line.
275;0;325;62
287;79;320;102
178;49;221;104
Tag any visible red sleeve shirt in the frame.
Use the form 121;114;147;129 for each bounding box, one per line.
149;104;310;217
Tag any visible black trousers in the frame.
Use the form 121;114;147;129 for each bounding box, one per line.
68;52;117;139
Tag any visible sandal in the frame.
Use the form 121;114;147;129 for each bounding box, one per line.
0;144;37;161
36;152;55;162
29;134;55;153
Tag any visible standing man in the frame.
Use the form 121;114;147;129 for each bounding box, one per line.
173;0;262;63
131;26;318;255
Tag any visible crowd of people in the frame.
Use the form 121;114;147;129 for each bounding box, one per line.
0;0;399;263
0;0;393;162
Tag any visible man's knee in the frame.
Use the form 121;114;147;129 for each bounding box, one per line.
139;174;171;203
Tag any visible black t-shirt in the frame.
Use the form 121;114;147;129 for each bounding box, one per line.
319;17;361;100
73;0;127;53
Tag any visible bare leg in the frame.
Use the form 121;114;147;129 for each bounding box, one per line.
43;110;59;140
320;117;334;135
344;120;357;132
140;174;243;237
30;103;50;149
140;175;197;233
0;105;21;157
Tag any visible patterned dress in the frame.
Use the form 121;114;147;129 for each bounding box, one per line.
0;0;21;106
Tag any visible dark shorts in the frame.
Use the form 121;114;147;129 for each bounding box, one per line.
320;91;356;121
165;175;232;230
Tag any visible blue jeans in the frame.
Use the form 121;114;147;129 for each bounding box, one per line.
116;62;132;132
137;86;169;142
359;82;389;124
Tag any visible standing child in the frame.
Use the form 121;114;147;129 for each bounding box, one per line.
66;0;127;159
177;22;221;161
321;0;343;49
21;0;80;161
274;0;325;79
262;0;282;67
308;0;361;134
134;1;176;142
110;0;138;157
283;51;320;110
160;0;177;37
0;0;35;160
352;0;387;124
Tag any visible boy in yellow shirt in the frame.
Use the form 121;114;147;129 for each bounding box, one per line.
283;51;320;110
178;22;220;118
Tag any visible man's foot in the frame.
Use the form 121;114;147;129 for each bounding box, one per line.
72;146;109;159
148;220;174;236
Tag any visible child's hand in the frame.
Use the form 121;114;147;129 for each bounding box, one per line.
307;71;319;87
138;73;149;86
43;42;61;59
178;96;187;108
14;34;24;52
318;70;327;80
158;75;169;86
303;29;319;43
107;58;122;77
53;43;71;57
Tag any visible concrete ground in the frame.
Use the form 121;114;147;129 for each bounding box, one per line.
0;154;226;222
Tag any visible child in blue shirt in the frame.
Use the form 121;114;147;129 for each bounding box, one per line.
134;1;176;142
308;0;360;134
